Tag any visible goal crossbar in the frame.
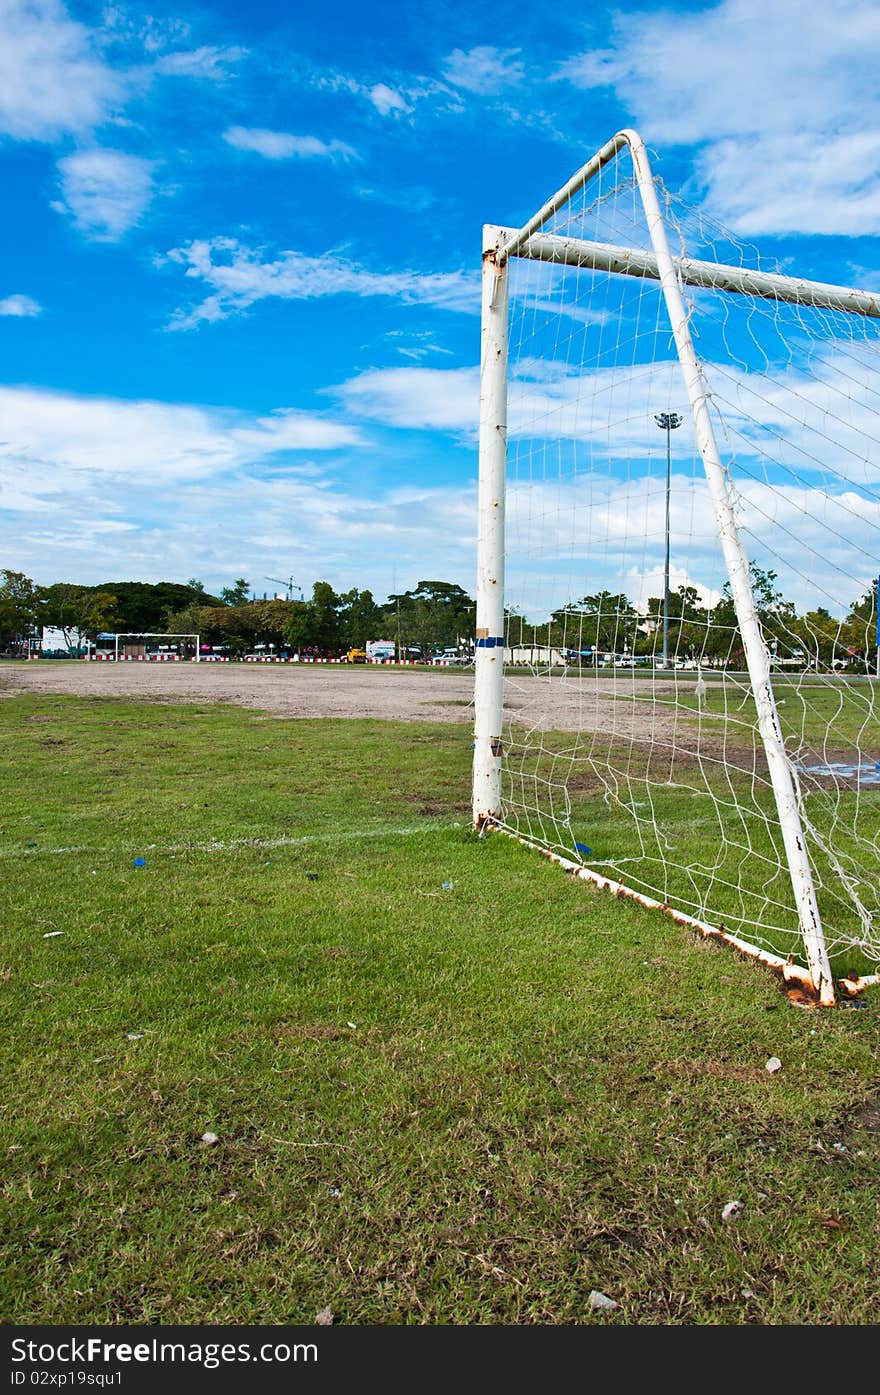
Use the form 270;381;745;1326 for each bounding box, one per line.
497;229;880;318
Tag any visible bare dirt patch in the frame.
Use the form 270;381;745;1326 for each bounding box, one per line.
0;659;727;746
0;661;480;724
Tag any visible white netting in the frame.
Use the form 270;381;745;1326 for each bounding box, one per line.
497;146;880;978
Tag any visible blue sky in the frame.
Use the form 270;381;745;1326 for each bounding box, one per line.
2;0;880;609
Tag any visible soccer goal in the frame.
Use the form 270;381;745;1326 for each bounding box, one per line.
108;633;200;662
473;128;880;1006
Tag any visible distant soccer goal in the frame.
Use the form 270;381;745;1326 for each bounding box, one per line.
95;633;200;662
473;128;880;1006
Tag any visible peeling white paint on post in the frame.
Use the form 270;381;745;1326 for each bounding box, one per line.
487;127;838;1005
619;129;836;1007
473;225;509;829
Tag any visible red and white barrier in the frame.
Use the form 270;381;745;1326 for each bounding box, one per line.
84;653;432;665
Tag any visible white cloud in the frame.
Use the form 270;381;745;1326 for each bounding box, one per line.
0;385;363;494
338;366;479;432
222;126;355;161
0;383;479;596
367;83;411;117
0;0;128;140
336;360;685;440
694;132;880;237
153;45;246;79
558;0;880;236
164;237;479;328
0;294;42;317
441;46;524;95
54;148;155;240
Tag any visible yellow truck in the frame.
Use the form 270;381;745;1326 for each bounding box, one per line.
345;647;367;664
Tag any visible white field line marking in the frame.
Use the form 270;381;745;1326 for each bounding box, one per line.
1;822;464;861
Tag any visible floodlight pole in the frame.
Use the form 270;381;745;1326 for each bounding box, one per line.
654;411;683;669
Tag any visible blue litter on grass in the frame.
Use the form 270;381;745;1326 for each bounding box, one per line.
798;761;880;786
134;857;146;868
441;881;453;890
574;843;593;857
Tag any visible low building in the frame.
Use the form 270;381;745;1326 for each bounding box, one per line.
504;643;565;667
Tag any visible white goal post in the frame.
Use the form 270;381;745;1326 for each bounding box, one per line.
474;129;880;1006
109;632;200;662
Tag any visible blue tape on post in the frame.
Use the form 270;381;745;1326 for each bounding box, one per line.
574;842;592;857
474;636;505;648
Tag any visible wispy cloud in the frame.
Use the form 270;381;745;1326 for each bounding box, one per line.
163;237;479;329
0;294;42;317
367;82;411;117
337;366;479;432
53;148;155;241
557;0;880;236
0;384;363;492
0;4;245;153
317;69;459;122
441;46;525;94
0;383;477;596
0;0;128;140
153;44;247;80
223;126;355;161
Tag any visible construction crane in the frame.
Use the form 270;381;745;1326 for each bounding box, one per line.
266;576;303;601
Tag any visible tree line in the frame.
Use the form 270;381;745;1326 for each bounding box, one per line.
515;567;878;669
2;565;876;667
0;573;477;659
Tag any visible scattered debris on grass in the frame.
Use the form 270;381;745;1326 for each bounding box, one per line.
588;1290;619;1311
42;932;63;938
200;1132;219;1145
134;857;146;868
765;1056;782;1073
722;1200;743;1221
315;1308;333;1326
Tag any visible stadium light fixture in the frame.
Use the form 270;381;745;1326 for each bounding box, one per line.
654;411;683;669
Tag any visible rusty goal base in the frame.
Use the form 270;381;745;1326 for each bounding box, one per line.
477;818;879;1008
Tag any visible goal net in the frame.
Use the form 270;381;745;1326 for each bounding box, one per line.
101;633;200;661
473;130;880;1006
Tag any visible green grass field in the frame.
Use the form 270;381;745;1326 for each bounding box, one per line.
2;691;879;1325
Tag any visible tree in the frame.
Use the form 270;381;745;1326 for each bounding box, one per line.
0;571;41;649
92;580;222;633
789;607;839;670
383;580;475;656
38;584;118;655
706;564;795;668
220;578;250;607
337;588;384;648
283;582;341;654
839;582;878;668
550;591;638;653
642;585;710;660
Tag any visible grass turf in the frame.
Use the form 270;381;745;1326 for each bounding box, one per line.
1;693;878;1325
